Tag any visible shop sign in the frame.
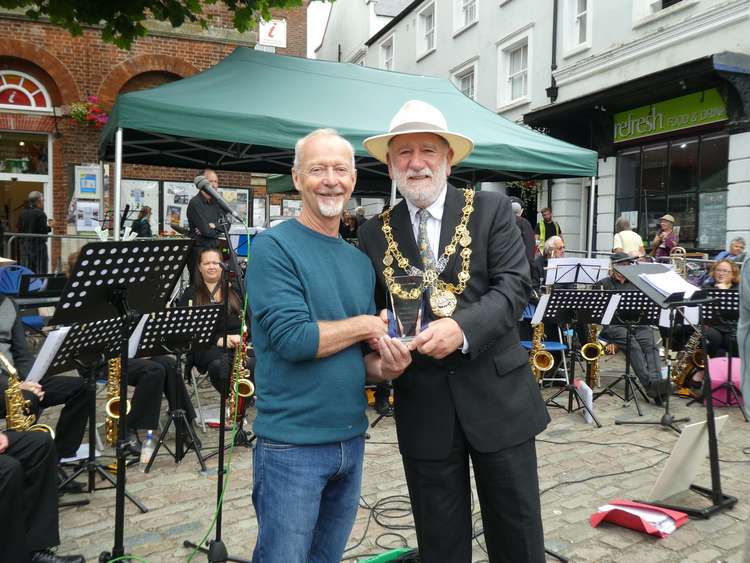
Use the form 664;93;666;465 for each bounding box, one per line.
613;89;726;143
258;19;287;48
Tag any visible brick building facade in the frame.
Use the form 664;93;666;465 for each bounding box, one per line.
0;4;307;268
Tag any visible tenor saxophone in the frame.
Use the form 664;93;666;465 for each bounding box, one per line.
104;357;131;447
583;324;604;389
529;323;554;380
672;326;704;395
227;329;254;424
0;352;55;436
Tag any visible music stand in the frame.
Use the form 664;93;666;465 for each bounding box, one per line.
639;292;738;519
36;318;147;512
694;289;746;420
612;264;692;433
533;289;619;428
545;257;609;286
50;238;192;563
131;305;222;473
593;290;661;417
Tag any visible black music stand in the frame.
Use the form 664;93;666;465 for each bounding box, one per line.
50;238;192;563
132;305;222;473
594;291;660;417
545;257;609;286
694;289;746;421
534;289;618;428
639;292;738;519
36;318;146;511
612;264;692;433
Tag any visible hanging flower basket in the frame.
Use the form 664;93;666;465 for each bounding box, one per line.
506;180;541;193
69;95;109;127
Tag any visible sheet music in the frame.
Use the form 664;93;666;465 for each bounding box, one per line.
128;314;149;359
545;258;610;285
638;271;698;299
26;326;71;383
531;294;549;325
601;294;621;325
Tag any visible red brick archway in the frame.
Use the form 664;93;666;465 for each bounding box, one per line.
0;39;79;104
98;55;199;107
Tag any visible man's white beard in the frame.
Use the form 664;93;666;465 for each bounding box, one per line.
318;195;345;218
392;160;447;208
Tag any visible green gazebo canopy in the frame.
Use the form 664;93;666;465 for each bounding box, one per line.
100;47;597;192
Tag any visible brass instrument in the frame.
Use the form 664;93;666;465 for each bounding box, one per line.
104;357;131;447
673;326;705;394
0;352;55;436
529;324;554;380
582;325;604;389
670;247;688;278
227;328;255;423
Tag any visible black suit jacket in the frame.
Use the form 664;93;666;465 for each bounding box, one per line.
359;185;549;460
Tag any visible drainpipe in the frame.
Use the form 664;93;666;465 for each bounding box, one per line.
546;0;559;102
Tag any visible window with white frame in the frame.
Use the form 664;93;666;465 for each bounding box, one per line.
418;3;436;56
497;26;532;109
563;0;592;55
633;0;690;22
453;62;477;100
381;36;394;70
455;0;477;31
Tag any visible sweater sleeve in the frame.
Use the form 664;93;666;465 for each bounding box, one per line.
247;233;319;362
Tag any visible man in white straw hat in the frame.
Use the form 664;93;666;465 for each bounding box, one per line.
650;213;678;258
359;100;549;562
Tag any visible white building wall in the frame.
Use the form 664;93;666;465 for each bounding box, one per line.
316;0;393;62
596;157;617;253
727;131;750;247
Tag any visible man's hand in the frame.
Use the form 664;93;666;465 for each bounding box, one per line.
0;433;8;454
605;343;619;355
360;314;388;343
368;309;390;350
408;318;464;359
19;381;44;400
377;336;411;380
218;334;242;349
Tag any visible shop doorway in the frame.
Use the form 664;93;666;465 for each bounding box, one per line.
0;179;48;263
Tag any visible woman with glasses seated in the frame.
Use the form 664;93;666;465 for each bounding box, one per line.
177;247;246;393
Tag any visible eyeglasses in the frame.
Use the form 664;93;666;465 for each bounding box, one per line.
715;269;732;274
301;165;353;178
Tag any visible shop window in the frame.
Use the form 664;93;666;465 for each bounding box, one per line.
615;133;729;251
0;132;48;175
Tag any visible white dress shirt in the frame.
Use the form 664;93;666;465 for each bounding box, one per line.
404;185;469;354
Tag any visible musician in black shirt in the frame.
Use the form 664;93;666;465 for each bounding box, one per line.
187;169;226;281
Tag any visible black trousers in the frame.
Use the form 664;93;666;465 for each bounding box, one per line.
16;375;89;459
126;356;196;431
402;419;545;563
192;346;228;393
705;325;736;359
0;431;59;562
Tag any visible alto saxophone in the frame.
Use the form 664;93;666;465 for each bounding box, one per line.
582;324;605;389
672;326;704;395
529;323;554;380
104;357;131;447
227;329;254;424
0;352;55;436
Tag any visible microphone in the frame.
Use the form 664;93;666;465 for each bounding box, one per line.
194;175;244;222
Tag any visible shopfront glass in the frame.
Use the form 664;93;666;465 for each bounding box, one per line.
615;132;728;250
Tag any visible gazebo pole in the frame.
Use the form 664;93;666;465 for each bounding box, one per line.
113;128;123;241
587;175;596;258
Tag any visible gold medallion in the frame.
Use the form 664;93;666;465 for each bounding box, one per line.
459;234;472;247
383;254;393;266
430;289;457;318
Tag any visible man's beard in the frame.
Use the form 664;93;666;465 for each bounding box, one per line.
317;194;345;217
392;160;447;208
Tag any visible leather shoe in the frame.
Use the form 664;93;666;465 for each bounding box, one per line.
31;548;85;563
374;398;394;417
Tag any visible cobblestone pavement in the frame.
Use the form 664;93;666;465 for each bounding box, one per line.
49;354;749;563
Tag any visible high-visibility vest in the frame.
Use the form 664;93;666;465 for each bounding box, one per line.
537;220;561;251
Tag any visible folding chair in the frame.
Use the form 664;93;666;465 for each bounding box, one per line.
184;355;209;433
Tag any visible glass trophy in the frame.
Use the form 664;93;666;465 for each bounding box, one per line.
387;275;424;342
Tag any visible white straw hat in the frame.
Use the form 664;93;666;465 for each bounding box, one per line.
363;100;474;165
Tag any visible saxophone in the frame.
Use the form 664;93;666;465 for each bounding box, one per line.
227;328;254;424
104;357;131;447
0;352;55;436
582;325;605;389
529;323;554;380
672;326;705;395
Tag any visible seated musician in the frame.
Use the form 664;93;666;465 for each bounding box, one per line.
0;430;85;562
532;235;564;292
176;247;248;394
594;253;667;402
0;294;88;463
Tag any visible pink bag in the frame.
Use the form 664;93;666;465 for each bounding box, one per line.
706;357;743;406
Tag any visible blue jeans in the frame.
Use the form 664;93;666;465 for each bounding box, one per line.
251;434;365;563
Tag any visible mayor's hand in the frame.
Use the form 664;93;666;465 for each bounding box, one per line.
408;318;464;359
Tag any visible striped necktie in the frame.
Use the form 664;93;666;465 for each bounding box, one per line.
417;208;436;272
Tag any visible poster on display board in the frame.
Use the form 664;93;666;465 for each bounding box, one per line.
163;181;197;233
253;197;266;227
76;200;101;232
122;179;159;234
282;199;302;217
218;187;250;224
74;165;103;199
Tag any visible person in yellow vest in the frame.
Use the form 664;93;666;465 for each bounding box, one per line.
535;207;562;255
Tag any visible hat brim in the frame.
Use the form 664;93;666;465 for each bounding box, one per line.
363;130;475;166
